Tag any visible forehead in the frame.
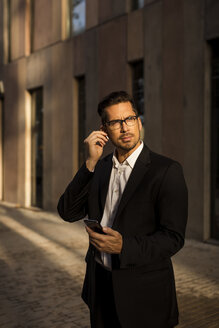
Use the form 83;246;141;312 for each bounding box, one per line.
105;102;135;120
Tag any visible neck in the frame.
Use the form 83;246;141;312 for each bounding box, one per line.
116;140;141;163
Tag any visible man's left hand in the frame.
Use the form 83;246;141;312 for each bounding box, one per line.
85;226;123;254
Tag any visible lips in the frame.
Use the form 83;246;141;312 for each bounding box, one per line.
120;134;133;142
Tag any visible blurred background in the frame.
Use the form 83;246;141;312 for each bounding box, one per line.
0;0;219;243
0;1;219;327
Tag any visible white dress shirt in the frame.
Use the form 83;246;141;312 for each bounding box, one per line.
100;141;144;269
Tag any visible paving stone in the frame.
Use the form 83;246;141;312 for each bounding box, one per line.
0;202;219;327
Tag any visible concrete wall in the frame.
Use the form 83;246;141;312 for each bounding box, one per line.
3;61;19;203
85;28;99;134
205;0;219;39
0;0;3;75
1;0;219;241
142;0;206;239
144;1;163;153
183;0;205;239
26;41;73;210
98;0;127;24
127;9;143;62
86;0;98;29
33;0;62;51
50;41;73;210
0;0;74;210
162;0;184;164
10;0;26;60
98;15;128;98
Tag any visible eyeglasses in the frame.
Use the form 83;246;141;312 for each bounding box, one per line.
104;115;138;130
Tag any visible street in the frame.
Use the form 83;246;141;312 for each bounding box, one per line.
0;202;218;328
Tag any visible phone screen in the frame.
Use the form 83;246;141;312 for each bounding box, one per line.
84;219;105;234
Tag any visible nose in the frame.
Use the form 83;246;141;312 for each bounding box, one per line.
120;121;128;132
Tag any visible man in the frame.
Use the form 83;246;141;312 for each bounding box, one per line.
57;91;188;328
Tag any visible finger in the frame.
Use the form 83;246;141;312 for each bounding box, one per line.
85;226;101;238
90;239;102;251
85;226;91;234
85;136;107;147
89;134;109;144
95;140;106;147
91;133;109;143
102;227;117;236
89;131;108;140
94;130;108;137
86;226;107;241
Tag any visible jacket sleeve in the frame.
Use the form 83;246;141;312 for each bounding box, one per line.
119;162;188;268
57;162;94;222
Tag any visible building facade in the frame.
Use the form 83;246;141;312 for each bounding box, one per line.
0;0;219;242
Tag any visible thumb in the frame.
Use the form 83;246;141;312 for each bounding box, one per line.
102;227;115;235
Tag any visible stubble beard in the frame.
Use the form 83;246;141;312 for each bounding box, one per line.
114;134;141;153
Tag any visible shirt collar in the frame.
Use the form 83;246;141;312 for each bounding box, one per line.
112;141;144;169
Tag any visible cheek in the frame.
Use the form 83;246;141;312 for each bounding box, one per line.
135;125;141;135
108;131;119;140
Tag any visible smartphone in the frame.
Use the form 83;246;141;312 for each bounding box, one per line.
84;219;105;234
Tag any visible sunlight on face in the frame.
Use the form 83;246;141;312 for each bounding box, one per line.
104;102;142;156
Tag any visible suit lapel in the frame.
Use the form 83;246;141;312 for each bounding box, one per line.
98;154;113;220
112;145;151;229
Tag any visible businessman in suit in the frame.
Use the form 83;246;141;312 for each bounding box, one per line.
57;91;188;328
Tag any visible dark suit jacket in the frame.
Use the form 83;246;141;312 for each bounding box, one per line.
57;145;188;328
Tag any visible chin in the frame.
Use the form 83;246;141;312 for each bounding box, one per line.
112;136;140;152
119;141;137;152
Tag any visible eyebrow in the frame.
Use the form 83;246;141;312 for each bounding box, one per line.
107;115;136;121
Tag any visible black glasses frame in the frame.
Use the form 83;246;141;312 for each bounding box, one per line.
104;115;138;130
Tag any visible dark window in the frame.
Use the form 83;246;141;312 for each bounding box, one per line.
131;0;144;11
30;88;43;208
77;76;86;168
72;0;86;35
211;40;219;240
131;60;144;125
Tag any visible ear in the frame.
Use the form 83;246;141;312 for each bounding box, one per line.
100;124;107;133
138;117;142;131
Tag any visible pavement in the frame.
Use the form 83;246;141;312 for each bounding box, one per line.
0;202;218;328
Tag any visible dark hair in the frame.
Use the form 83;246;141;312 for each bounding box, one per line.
97;90;138;123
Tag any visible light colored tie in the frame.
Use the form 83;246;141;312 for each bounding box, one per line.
102;162;128;268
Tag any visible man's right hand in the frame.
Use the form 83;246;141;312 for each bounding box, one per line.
84;131;109;172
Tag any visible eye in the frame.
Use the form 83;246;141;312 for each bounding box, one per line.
126;116;135;121
109;120;119;126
